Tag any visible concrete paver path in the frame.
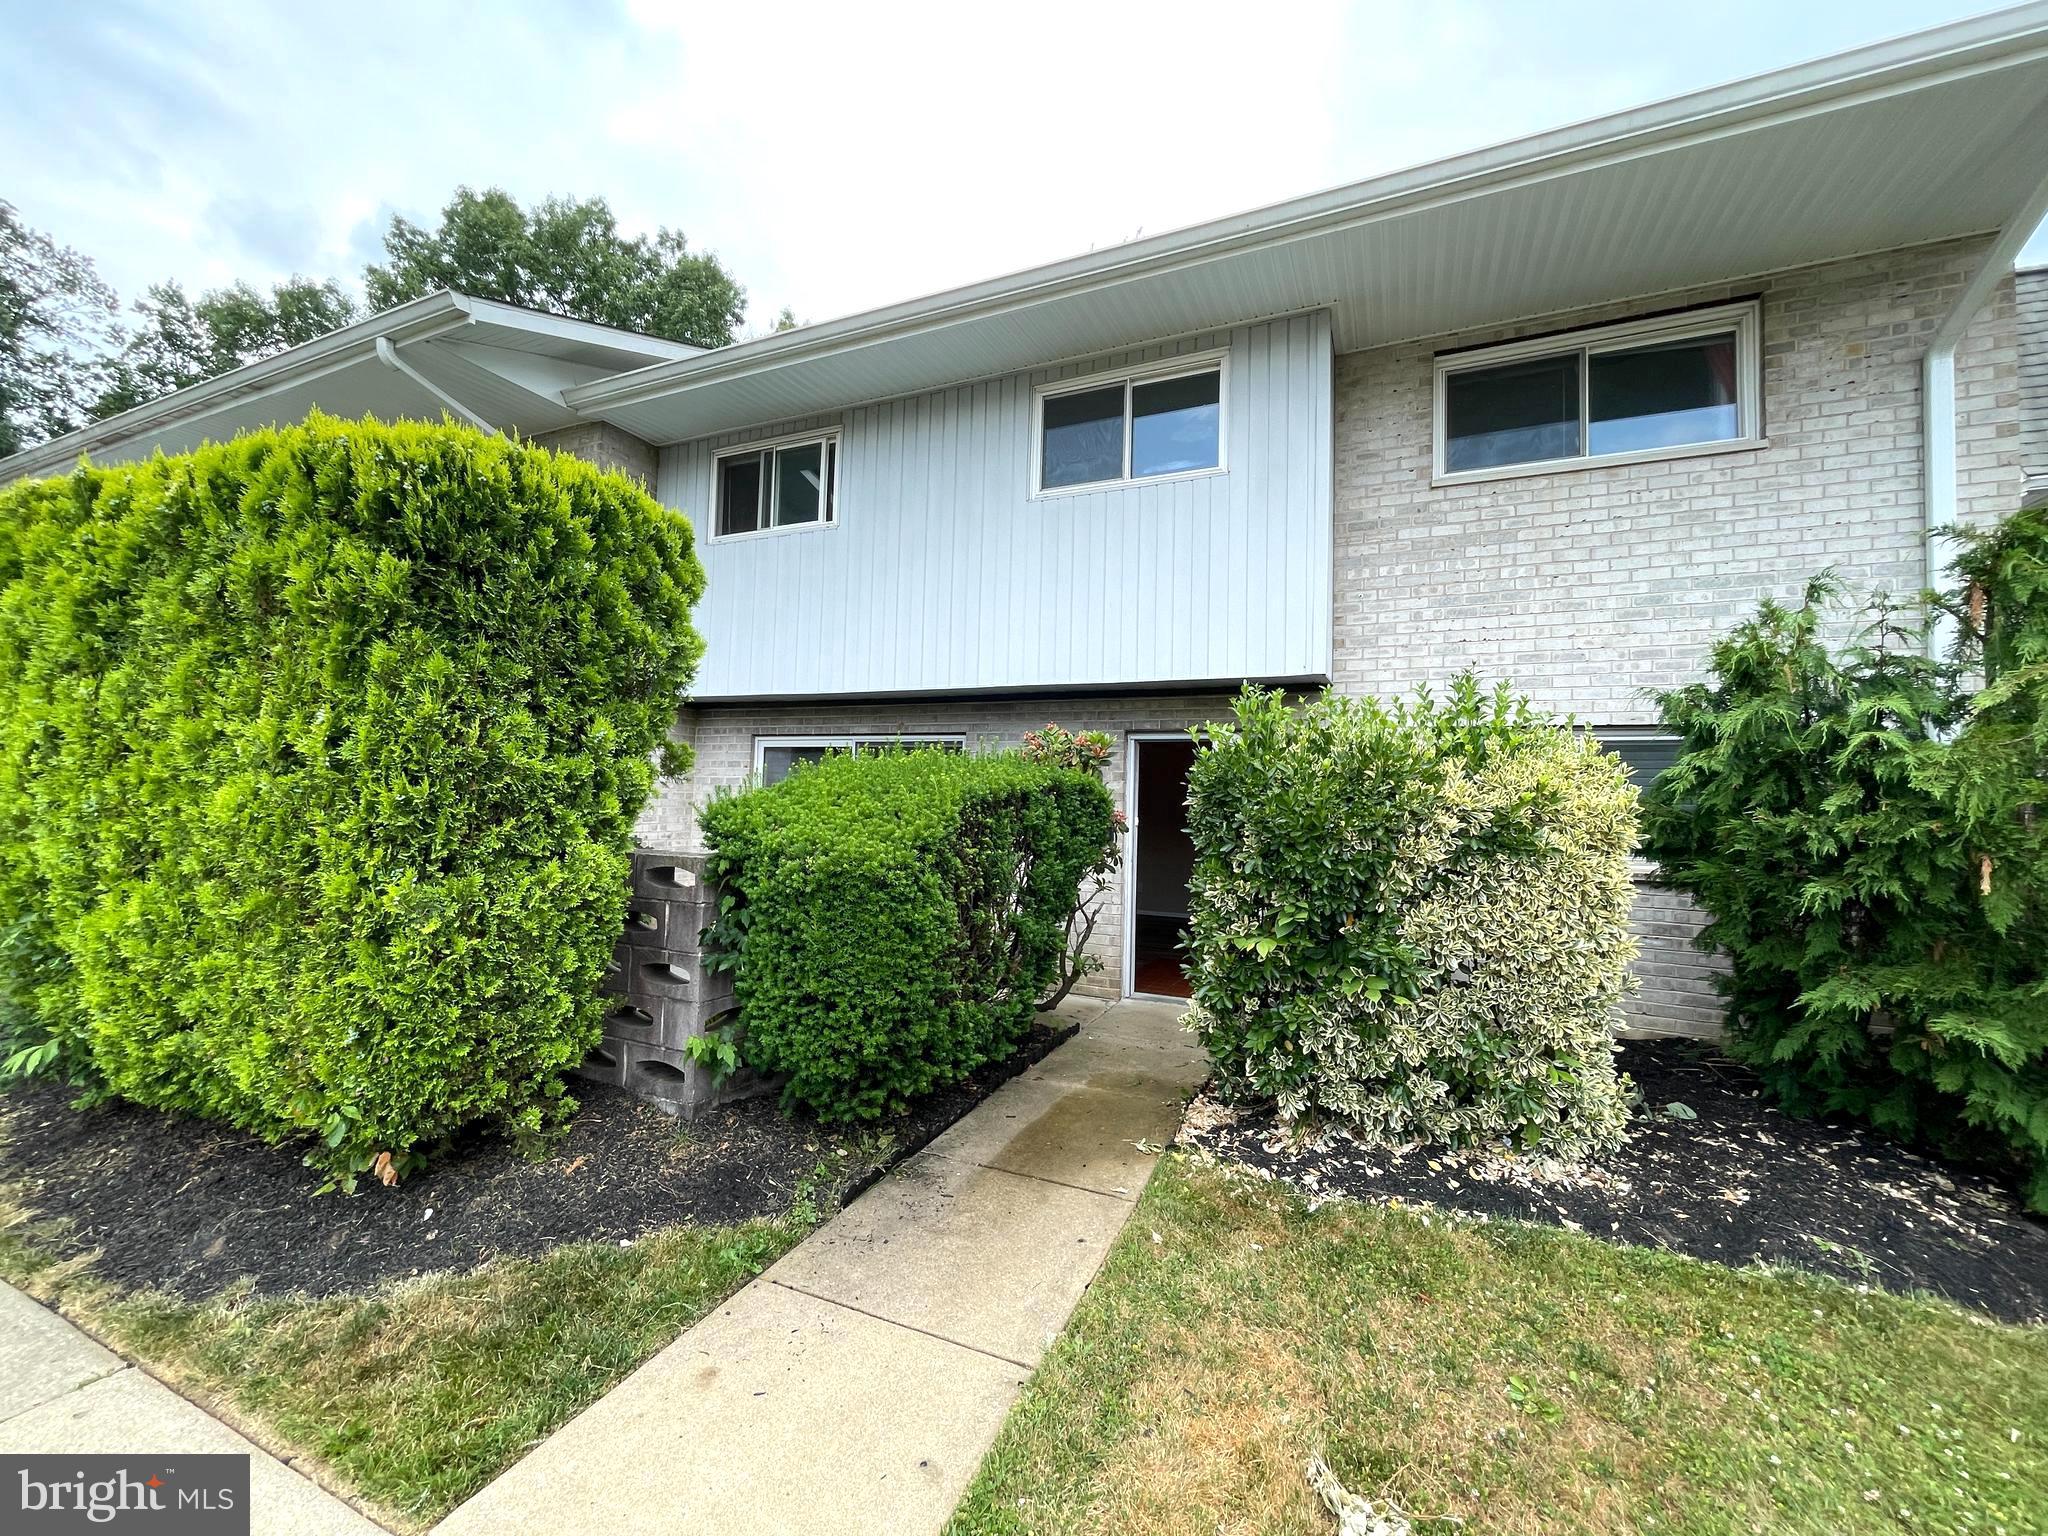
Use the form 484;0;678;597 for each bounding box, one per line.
0;1279;385;1534
433;997;1204;1536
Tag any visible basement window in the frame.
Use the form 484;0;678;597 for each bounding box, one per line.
754;734;964;787
1034;352;1227;494
715;431;839;538
1434;301;1761;483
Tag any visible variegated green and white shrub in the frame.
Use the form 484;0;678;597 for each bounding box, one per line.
1185;680;1638;1157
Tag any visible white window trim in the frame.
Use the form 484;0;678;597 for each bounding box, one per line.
712;427;842;542
1431;301;1764;487
1030;348;1230;499
751;733;967;778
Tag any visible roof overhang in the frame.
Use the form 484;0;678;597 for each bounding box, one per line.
568;2;2048;445
0;291;700;482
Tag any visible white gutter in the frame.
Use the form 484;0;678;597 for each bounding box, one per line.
1922;98;2048;653
374;337;497;435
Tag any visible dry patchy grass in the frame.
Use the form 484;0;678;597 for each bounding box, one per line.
949;1156;2048;1536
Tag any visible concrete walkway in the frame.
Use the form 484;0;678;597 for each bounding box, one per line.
0;1280;386;1534
434;997;1205;1536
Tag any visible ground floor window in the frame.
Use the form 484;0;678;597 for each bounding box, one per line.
1592;728;1682;794
753;734;964;787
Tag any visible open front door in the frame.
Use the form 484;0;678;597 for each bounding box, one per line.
1126;736;1197;999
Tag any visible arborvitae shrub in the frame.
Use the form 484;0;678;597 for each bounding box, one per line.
1186;680;1638;1157
1644;510;2048;1209
699;748;1114;1120
0;415;704;1181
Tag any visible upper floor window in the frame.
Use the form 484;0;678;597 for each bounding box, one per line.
1433;301;1761;483
716;430;839;538
1033;352;1226;495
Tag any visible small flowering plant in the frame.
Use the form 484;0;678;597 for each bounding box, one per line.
1019;723;1113;774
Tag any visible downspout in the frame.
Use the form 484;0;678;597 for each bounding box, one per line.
374;336;499;436
1921;118;2048;655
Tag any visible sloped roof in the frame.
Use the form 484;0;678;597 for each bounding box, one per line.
0;291;698;480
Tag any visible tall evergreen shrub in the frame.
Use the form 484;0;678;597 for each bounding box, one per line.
0;415;704;1180
1644;511;2048;1208
1186;680;1639;1157
699;749;1113;1120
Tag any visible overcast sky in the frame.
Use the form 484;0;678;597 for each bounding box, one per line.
4;0;2043;335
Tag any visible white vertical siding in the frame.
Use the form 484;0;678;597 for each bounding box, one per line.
661;313;1334;700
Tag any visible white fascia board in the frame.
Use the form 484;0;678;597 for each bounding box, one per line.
566;3;2048;414
458;295;703;361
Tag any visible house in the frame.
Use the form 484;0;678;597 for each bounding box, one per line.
8;6;2048;1044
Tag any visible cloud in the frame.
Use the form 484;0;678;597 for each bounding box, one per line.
3;0;2039;325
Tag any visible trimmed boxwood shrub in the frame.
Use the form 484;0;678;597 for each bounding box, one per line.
699;748;1114;1120
0;414;704;1182
1186;680;1638;1157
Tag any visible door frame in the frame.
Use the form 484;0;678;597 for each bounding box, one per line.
1122;731;1198;1002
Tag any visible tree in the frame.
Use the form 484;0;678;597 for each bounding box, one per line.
363;187;745;349
0;202;118;458
93;277;358;419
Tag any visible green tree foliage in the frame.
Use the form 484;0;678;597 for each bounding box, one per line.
364;188;745;349
1644;514;2048;1208
1186;680;1638;1157
92;277;359;418
0;416;705;1183
699;749;1114;1120
0;202;118;458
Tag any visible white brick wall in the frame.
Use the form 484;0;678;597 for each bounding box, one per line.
1332;237;2022;720
1329;237;2020;1036
1624;878;1729;1039
532;421;659;489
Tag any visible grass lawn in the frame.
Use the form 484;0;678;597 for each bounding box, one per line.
0;1186;819;1532
950;1155;2048;1536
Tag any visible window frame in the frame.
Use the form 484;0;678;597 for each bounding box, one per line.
1431;301;1763;486
712;427;842;542
1030;348;1230;499
1587;726;1685;872
751;733;967;784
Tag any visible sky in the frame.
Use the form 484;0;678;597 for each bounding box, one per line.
3;0;2043;336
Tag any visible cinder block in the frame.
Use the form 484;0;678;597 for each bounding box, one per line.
598;999;662;1042
570;1038;627;1089
627;952;730;1002
631;850;718;903
618;1040;708;1116
647;991;734;1049
620;897;717;952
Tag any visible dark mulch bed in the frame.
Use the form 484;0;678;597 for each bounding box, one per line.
0;1021;1074;1302
1183;1037;2048;1326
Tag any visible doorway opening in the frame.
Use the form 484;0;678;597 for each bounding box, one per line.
1127;735;1198;999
